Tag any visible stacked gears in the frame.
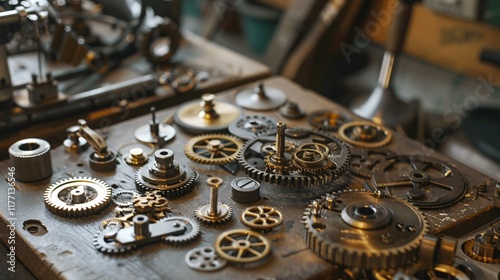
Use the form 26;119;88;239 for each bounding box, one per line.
463;226;500;264
370;155;467;209
44;177;112;218
194;177;233;225
303;190;428;270
135;149;198;199
307;110;351;132
184;134;243;165
238;122;350;187
339;121;392;148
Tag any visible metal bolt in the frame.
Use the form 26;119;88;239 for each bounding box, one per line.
154;149;174;170
325;194;335;210
207;177;223;216
70;185;85;204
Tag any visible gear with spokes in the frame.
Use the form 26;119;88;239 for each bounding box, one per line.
214;229;271;264
303;190;428;270
44;177;112;218
185;134;243;165
370;155;467;209
240;205;283;231
339;121;392;148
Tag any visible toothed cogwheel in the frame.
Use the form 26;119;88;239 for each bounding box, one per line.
135;166;197;199
348;148;394;179
307;110;351;131
214;229;271;263
93;228;136;254
338;121;392;148
44;177;112;218
303;190;428;270
161;216;201;245
238;130;350;187
194;203;233;225
184;134;243;165
240;205;283;231
291;149;333;173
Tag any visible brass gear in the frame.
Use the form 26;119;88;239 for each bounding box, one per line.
185;134;243;165
307;110;351;131
194;203;233;225
297;142;330;156
463;236;500;264
214;229;271;263
303;190;428;270
240;205;283;231
44;177;112;218
135;166;197;199
99;218;127;231
338;121;392;148
291;149;333;174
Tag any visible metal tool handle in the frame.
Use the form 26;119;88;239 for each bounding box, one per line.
385;0;415;54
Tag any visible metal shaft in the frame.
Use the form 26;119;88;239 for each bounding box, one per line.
209;185;219;216
275;122;286;161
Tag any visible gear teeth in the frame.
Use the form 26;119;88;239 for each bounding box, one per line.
93;231;136;254
44;177;112;218
162;216;201;245
184;134;243;165
338;121;392;148
135;168;197;199
194;203;233;226
302;190;428;270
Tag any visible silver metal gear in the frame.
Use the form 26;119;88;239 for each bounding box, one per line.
185;246;227;271
184;134;243;165
112;190;139;207
44;177;112;218
240;205;283;231
93;228;136;254
161;216;201;245
303;190;428;270
228;115;277;140
238;129;350;187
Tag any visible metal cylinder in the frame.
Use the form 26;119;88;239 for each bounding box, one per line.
209;184;219;216
133;214;150;239
275;122;286;160
9;138;52;182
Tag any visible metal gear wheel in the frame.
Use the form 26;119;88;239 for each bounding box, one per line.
338;121;392;148
238;129;350;187
112;190;139;207
99;218;127;231
307;110;351;131
228;115;277;140
240;205;283;231
349;148;394;179
135;149;198;199
291;149;333;174
93;228;136;254
370;155;467;209
303;190;428;270
185;246;228;271
194;203;233;225
184;134;243;165
44;177;112;218
214;229;271;263
462;229;500;264
161;216;201;245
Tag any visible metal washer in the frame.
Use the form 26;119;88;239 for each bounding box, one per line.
228;115;276;140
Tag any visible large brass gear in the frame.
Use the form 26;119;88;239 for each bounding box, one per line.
184;134;243;165
303;190;428;270
238;129;350;187
338;121;392;148
44;177;112;218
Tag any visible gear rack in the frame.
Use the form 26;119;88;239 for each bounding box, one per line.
0;77;498;280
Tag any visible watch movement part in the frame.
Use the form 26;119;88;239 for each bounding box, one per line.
77;119;116;172
463;228;499;264
339;121;392;148
9;138;52;182
194;177;232;225
371;155;467;209
349;148;394;179
303;190;428;270
231;177;260;204
161;216;201;245
240;205;283;231
112;190;139;207
214;229;271;263
235;81;287;111
134;107;176;145
63;126;88;153
280;101;305;119
125;148;149;166
44;177;112;218
185;246;227;271
184;134;243;165
174;93;242;134
135;149;197;199
307;110;350;131
228;115;277;140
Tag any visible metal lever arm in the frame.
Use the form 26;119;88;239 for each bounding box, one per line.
77;119;108;154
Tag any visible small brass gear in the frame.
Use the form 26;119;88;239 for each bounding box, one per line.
463;234;500;264
291;149;333;173
214;229;271;263
99;218;127;231
338;121;392;148
240;205;283;231
44;177;112;218
297;142;330;156
185;134;243;165
307;110;351;131
194;203;233;225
